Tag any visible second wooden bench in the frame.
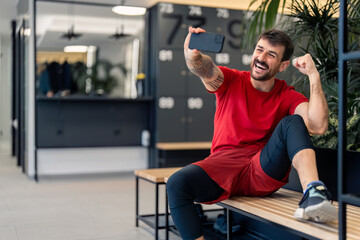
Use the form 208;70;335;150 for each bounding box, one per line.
217;188;360;240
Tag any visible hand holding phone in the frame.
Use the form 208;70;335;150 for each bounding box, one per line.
189;32;225;53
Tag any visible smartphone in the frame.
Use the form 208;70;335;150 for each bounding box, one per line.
189;32;225;53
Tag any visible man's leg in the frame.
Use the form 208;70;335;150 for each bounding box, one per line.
260;114;337;222
292;148;319;190
166;164;224;240
260;114;316;184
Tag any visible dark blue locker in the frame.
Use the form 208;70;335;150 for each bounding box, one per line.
156;3;191;49
157;49;187;96
186;95;216;141
157;96;186;142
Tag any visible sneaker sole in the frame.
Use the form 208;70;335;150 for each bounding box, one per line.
294;201;337;223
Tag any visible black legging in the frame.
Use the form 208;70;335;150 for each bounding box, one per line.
166;115;314;239
260;114;314;181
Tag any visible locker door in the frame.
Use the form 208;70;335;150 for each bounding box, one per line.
157;3;189;49
157;49;187;96
203;7;230;34
157;3;210;50
157;96;186;142
217;52;251;71
186;95;216;141
222;10;245;53
186;71;210;96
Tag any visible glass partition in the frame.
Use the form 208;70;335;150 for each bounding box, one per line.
35;1;145;98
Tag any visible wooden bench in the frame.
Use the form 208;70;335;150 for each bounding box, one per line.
136;166;221;240
137;167;360;240
134;167;181;240
135;142;210;239
156;142;212;150
217;188;360;240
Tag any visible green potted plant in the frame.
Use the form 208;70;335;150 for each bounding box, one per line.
246;0;360;151
284;0;360;151
243;0;360;200
72;59;119;96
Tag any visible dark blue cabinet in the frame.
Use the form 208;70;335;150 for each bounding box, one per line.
36;97;152;148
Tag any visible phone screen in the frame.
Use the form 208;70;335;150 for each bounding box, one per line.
189;32;225;53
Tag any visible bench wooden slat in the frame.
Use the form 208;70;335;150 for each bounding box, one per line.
221;188;360;240
156;142;212;150
134;168;181;183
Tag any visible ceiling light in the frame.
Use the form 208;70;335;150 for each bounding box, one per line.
64;45;88;52
112;6;146;15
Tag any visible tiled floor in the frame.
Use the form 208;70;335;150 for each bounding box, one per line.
0;145;172;240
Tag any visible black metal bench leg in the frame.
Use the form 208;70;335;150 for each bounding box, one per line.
135;176;139;227
155;183;159;240
165;187;169;240
227;208;233;240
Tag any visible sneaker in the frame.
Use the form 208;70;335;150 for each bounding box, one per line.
294;184;337;222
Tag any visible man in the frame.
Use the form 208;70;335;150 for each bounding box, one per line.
166;27;337;240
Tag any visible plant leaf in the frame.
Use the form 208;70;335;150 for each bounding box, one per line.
265;0;280;29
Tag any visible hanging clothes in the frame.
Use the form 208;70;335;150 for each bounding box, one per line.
62;61;75;92
47;61;62;94
39;68;51;95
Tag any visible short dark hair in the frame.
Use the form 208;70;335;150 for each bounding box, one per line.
258;29;294;61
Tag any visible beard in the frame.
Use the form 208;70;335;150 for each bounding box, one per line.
250;59;280;81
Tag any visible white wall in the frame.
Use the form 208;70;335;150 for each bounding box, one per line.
25;0;36;177
37;147;148;175
0;35;13;151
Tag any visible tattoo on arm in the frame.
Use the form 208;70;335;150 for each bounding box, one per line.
205;75;224;90
185;53;224;90
186;54;215;79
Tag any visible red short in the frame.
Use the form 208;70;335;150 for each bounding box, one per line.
192;147;290;204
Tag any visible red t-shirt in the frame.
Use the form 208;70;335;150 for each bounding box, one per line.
211;67;308;153
192;66;309;203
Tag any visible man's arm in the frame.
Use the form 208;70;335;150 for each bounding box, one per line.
293;54;329;135
184;27;224;92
